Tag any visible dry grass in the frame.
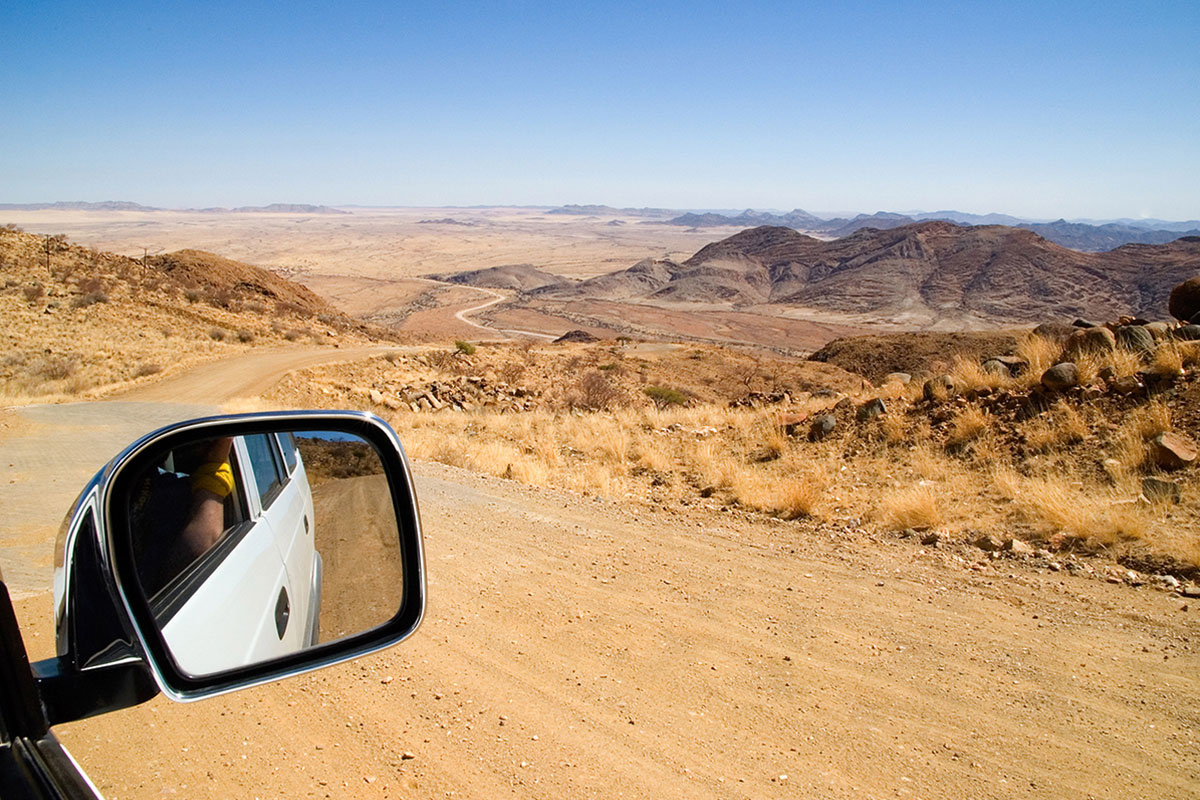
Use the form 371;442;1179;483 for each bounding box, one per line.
991;467;1152;547
1023;401;1089;453
1110;402;1172;477
875;485;942;531
945;406;992;451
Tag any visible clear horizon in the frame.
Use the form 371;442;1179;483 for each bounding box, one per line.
3;1;1197;220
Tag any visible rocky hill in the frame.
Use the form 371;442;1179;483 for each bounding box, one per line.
0;227;383;400
425;263;568;292
540;222;1200;324
666;209;1200;252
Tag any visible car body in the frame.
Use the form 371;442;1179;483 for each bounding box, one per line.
0;411;425;799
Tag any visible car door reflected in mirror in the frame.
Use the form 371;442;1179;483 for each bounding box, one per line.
125;430;404;677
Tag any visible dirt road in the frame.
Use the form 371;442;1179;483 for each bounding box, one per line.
3;357;1198;798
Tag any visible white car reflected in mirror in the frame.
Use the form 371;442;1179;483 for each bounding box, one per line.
124;430;404;677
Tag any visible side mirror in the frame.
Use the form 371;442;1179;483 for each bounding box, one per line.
37;412;424;719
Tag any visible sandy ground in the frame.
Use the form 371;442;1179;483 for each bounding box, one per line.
2;354;1198;799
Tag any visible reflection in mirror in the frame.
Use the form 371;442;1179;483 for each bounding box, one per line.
125;429;404;677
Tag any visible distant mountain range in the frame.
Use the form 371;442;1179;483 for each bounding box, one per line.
659;208;1200;252
0;201;347;214
531;222;1200;324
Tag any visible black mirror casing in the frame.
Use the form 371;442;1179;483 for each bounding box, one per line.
37;411;425;719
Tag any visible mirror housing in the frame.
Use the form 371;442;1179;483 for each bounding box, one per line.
35;411;425;721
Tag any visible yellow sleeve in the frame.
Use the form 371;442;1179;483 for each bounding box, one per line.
190;461;234;499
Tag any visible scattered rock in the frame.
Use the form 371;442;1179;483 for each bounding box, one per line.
1072;318;1100;328
1145;321;1171;340
369;389;383;405
1171;324;1200;342
1115;325;1155;359
1149;432;1197;470
1040;362;1079;392
1062;326;1115;358
1168;276;1200;322
833;396;854;415
920;531;941;546
1032;322;1074;341
808;414;837;442
699;485;717;498
856;397;886;422
974;534;1003;552
923;375;955;402
884;372;912;385
1002;538;1034;555
1107;374;1143;395
981;359;1010;377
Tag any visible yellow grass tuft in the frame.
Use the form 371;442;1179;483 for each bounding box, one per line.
875;485;942;531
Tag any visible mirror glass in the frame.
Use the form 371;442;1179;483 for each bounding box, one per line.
123;429;405;677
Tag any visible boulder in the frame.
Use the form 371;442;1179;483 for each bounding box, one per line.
1171;324;1200;342
1142;477;1182;504
1032;322;1074;342
884;372;912;385
993;355;1029;375
1002;538;1034;555
1115;325;1155;359
856;397;886;422
923;375;956;402
1145;321;1170;340
1149;432;1197;470
1108;374;1143;395
808;414;837;442
974;534;1003;552
1167;276;1200;322
1062;326;1115;359
981;359;1010;377
1040;362;1079;392
1072;318;1100;328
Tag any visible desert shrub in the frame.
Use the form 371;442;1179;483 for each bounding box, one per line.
243;301;265;314
22;283;44;302
160;325;173;338
499;362;526;385
573;371;624;410
644;385;689;409
384;351;401;364
206;288;235;309
208;327;226;341
236;329;255;343
283;329;303;341
133;363;162;378
34;355;77;381
70;291;109;308
455;340;477;356
184;288;202;303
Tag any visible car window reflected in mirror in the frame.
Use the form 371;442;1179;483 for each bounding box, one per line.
124;429;405;678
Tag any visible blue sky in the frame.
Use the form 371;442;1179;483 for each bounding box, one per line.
2;0;1197;219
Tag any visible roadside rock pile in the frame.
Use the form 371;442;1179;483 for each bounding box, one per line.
360;374;541;414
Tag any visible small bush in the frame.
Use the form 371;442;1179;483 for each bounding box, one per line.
283;329;303;341
34;355;77;381
876;486;942;531
573;371;624;411
184;288;202;303
133;363;162;378
208;328;226;341
644;385;689;409
455;340;477;356
236;329;255;343
22;283;44;303
70;291;109;308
